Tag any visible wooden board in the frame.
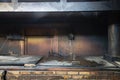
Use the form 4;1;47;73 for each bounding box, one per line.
0;56;42;66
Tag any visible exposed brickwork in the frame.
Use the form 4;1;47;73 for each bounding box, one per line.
68;71;78;75
62;75;71;79
55;71;67;75
20;71;31;74
79;71;90;75
31;71;43;75
71;75;81;79
6;70;120;80
43;71;55;75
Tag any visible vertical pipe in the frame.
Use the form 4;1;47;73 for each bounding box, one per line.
68;33;75;60
108;24;120;58
24;36;28;55
69;39;72;59
53;29;59;54
20;40;24;55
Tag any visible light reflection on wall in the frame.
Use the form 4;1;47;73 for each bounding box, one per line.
26;35;107;56
58;35;107;56
27;37;51;56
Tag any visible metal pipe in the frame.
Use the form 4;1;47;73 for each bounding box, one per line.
68;33;75;60
108;24;120;58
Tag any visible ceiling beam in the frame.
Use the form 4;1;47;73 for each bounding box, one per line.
0;1;119;12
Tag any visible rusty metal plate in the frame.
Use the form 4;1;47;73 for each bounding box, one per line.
0;56;42;66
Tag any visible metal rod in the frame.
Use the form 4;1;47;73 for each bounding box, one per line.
108;24;120;58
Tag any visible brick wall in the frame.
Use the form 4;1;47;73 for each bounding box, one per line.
6;70;120;80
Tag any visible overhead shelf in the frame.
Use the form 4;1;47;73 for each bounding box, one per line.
18;0;60;2
67;0;110;2
0;0;11;2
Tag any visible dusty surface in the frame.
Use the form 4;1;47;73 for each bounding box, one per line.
39;56;115;67
39;60;72;66
0;56;118;70
84;56;115;67
0;56;42;65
